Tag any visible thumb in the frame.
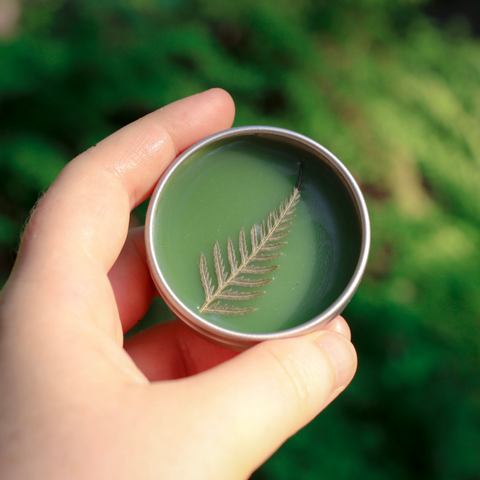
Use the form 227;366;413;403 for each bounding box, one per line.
164;331;357;479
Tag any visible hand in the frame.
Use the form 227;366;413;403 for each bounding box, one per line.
0;89;357;480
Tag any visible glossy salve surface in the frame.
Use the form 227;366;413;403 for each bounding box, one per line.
150;134;363;334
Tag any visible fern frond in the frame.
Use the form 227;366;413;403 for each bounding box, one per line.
198;182;301;317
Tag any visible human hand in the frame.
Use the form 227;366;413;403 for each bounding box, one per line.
0;89;357;480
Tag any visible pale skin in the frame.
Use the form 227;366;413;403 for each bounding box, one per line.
0;89;357;480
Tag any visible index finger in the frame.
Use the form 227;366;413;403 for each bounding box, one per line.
8;89;235;337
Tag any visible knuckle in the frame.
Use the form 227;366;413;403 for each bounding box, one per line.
260;342;331;415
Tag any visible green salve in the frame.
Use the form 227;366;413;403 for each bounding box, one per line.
152;136;361;334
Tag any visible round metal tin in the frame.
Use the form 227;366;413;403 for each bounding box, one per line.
145;126;370;350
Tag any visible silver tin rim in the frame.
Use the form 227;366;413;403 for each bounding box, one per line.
145;126;370;350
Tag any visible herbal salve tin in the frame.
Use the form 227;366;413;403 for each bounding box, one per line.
145;126;370;350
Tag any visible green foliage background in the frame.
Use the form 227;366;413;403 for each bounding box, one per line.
1;0;480;478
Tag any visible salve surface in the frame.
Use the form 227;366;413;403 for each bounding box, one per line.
153;137;361;334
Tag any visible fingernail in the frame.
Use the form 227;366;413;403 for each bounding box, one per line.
315;332;356;389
